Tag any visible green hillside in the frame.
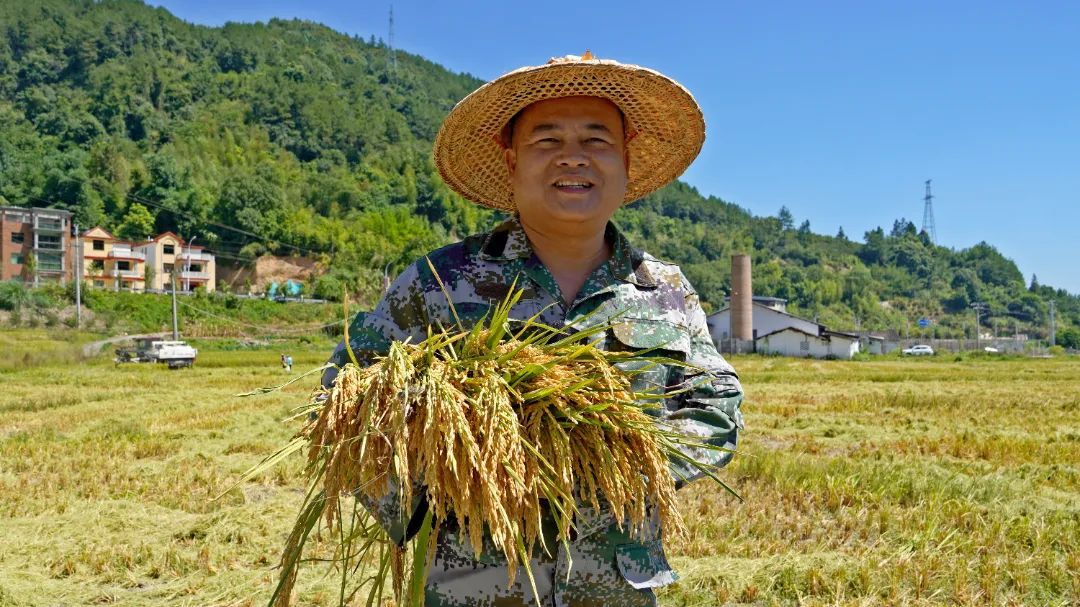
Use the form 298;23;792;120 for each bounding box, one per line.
1;0;1077;342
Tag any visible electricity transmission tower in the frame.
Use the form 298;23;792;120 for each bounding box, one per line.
922;179;937;244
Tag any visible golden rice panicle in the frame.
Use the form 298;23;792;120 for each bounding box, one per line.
412;359;480;538
294;321;697;593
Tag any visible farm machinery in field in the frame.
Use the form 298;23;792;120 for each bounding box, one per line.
115;338;197;369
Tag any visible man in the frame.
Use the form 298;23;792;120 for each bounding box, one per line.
325;53;743;607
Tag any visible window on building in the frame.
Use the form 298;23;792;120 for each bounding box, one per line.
93;240;105;251
117;261;131;271
11;253;23;265
37;252;62;272
89;260;104;273
10;232;24;245
37;218;62;232
163;245;175;255
163;263;174;273
93;280;105;289
189;264;202;273
38;234;62;250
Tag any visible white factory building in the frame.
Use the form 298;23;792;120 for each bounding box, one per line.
707;297;863;360
709;254;877;359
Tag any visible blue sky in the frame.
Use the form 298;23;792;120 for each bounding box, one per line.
152;0;1080;294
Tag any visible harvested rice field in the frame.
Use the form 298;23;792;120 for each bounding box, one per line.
0;335;1077;606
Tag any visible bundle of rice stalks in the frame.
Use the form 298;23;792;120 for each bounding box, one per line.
238;286;733;607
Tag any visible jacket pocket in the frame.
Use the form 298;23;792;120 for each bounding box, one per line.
610;318;692;356
609;318;693;398
615;540;679;589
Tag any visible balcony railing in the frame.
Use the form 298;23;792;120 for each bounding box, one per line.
180;270;210;280
109;247;146;261
114;269;141;278
34;219;64;232
178;250;212;262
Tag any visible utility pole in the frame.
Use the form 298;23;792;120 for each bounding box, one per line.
970;301;986;351
1049;300;1056;347
171;271;179;340
74;223;82;330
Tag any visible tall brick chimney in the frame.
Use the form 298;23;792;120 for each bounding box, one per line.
731;254;752;342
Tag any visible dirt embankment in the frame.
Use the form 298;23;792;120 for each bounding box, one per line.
217;255;322;294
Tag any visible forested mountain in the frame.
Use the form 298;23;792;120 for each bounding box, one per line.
1;0;1076;341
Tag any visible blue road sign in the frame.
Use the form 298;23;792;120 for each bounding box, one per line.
918;318;931;328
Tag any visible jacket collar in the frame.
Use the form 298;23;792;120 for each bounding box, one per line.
480;217;657;288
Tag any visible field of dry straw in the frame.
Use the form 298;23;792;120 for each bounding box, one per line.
0;329;1077;606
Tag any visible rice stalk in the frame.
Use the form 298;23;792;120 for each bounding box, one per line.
244;286;735;606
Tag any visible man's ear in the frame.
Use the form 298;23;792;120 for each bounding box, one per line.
623;148;631;177
504;148;517;175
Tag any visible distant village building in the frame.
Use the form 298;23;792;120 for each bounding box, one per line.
0;206;74;285
80;227;146;291
1;208;219;293
72;228;217;293
864;333;898;355
755;327;861;359
709;298;817;343
707;297;865;360
135;232;216;292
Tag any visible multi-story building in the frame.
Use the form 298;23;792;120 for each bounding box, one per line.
79;227;147;291
135;231;216;292
0;206;75;285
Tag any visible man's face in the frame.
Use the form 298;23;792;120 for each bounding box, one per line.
504;96;629;233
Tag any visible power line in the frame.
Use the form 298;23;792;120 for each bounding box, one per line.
44;174;331;258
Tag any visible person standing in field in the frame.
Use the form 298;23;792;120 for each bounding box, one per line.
323;52;744;606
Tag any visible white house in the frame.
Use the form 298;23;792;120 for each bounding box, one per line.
708;297;869;359
708;301;819;344
756;327;861;359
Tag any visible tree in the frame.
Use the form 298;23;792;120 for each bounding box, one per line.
837;226;847;241
143;264;155;292
890;218;917;238
777;206;794;230
1057;327;1080;350
116;203;155;241
218;170;286;238
22;250;36;284
1030;274;1040;292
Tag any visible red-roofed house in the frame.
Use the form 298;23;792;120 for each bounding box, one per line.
135;232;216;292
80;227;146;291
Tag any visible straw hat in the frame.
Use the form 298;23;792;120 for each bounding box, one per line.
433;52;705;211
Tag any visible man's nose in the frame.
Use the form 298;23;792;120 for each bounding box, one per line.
556;142;589;167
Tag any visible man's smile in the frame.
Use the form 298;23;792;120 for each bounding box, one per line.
552;178;595;192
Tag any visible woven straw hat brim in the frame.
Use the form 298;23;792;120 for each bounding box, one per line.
433;58;705;211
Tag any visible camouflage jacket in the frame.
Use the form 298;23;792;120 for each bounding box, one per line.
325;217;744;606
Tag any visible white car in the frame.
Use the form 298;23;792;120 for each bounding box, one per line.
902;344;935;356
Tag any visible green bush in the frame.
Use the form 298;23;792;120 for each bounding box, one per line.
0;281;31;311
